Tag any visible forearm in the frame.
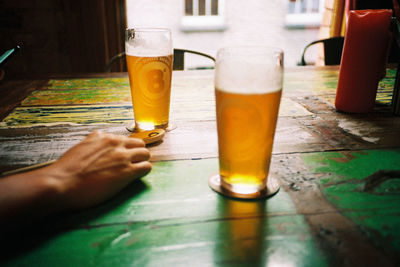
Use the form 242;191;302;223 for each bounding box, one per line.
0;132;152;232
0;167;62;229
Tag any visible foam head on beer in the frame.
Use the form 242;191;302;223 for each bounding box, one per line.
125;28;172;57
215;46;283;95
125;28;173;131
214;46;283;197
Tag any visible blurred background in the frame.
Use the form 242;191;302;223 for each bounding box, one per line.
126;0;322;69
0;0;331;75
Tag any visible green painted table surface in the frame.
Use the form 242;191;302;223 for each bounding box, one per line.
1;67;400;266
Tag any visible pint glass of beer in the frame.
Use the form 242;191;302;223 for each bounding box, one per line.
125;28;173;131
214;46;283;198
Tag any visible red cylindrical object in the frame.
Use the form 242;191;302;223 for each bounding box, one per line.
335;9;392;113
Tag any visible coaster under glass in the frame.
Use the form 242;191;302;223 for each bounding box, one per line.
208;174;280;199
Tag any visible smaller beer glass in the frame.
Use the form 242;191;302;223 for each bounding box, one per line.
125;28;173;131
212;46;283;198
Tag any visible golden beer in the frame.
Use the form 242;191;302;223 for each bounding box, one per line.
126;54;173;131
212;46;284;198
215;87;282;194
125;28;173;131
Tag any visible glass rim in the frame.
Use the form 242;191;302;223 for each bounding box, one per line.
125;27;171;33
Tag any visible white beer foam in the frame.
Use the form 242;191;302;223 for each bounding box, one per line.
215;47;283;94
125;29;172;57
215;60;282;94
126;43;172;57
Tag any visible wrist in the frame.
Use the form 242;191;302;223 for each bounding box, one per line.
28;167;67;215
34;165;74;213
0;166;67;226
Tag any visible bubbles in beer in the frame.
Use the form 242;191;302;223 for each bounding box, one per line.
126;54;173;131
215;88;282;192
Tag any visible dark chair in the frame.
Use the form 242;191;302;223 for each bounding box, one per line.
298;36;345;66
105;48;215;72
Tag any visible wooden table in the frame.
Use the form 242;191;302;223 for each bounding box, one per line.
1;67;400;266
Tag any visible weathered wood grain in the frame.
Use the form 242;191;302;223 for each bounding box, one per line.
1;158;328;267
2;111;400;173
272;151;400;266
1;68;400;266
295;150;400;264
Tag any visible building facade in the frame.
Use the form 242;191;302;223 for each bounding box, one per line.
126;0;319;68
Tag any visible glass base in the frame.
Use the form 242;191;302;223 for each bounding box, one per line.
208;174;280;199
125;121;176;132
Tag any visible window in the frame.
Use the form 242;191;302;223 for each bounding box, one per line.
285;0;324;28
181;0;226;32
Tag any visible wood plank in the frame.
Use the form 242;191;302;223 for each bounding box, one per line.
1;213;328;266
1;98;312;128
3;68;393;128
0;105;134;127
3;150;399;266
2;112;400;172
330;0;345;37
63;0;125;73
57;158;297;225
43;78;130;90
21;89;131;106
1;158;328;267
2;214;329;266
294;149;400;264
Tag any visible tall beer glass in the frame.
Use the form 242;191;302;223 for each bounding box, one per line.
213;46;283;199
125;28;173;131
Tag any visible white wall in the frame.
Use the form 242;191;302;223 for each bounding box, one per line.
126;0;319;68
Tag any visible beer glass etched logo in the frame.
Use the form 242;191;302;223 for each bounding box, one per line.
133;56;172;104
146;69;164;94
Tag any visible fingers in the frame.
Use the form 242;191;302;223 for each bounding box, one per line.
86;130;103;139
129;161;152;179
124;137;146;148
84;131;151;166
130;147;150;163
86;131;145;148
112;146;150;164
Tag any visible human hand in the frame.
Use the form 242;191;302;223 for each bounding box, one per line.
43;131;151;210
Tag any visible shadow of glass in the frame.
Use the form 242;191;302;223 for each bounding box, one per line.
214;197;268;266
